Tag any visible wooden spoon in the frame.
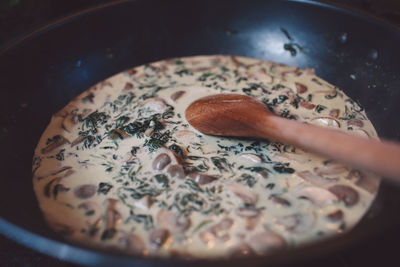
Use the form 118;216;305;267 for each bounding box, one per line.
185;93;400;181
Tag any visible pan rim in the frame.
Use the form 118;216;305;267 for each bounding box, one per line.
0;0;399;265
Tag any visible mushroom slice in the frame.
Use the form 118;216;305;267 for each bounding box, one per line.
326;210;344;222
310;117;340;128
157;210;191;234
188;173;218;185
299;101;316;110
354;171;380;194
248;231;287;254
166;164;185;179
149;228;170;249
295;82;308;94
235;207;261;218
226;183;258;205
239;153;262;163
329;109;340;118
314;165;348;176
328;185;359;207
269;195;291;207
102;198;122;240
119;233;146;255
74;184;97;199
123;82;134;91
209;217;234;236
139;97;169;114
152;153;171;170
71;135;85;146
347;118;364;127
62;113;78;132
41;135;70;154
293;185;338;207
297;170;338;187
171;91;185;101
277;213;316;234
108;129;130;140
228;242;255;258
133;195;152;210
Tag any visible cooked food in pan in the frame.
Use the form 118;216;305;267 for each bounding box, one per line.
32;55;379;258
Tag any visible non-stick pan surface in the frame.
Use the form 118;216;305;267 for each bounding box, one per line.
1;0;400;266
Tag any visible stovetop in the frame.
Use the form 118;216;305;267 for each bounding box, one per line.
0;0;399;266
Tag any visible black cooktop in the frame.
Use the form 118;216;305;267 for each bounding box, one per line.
1;1;399;266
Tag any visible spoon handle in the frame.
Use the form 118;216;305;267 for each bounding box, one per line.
262;115;400;181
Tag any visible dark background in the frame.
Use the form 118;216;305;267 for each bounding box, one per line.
0;0;400;266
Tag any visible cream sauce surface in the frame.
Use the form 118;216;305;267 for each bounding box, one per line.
32;55;380;259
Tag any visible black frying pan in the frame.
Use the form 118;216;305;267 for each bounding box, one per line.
1;0;400;266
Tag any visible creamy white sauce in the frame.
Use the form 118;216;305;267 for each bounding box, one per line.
32;55;380;259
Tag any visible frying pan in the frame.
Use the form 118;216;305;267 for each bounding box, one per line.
1;0;400;266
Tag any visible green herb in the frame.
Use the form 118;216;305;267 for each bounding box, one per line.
154;174;169;188
144;131;171;152
130;146;139;156
85;210;95;216
55;149;65;161
266;183;275;190
273;163;295;174
98;182;113;195
168;144;184;158
211;157;231;172
53;184;69;200
192;220;213;234
79;111;108;134
237;173;257;187
126;210;154;230
185;179;203;192
101;229;116;241
315;104;327;113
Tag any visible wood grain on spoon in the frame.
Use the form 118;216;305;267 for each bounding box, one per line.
185;94;400;181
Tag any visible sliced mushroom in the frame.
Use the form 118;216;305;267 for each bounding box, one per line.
329;109;340;118
297;170;338;187
157;210;191;234
71;135;85;146
41;135;70;154
140;97;169;114
295;82;308;94
228;242;255;258
293;185;338;207
62;113;78;132
314;165;348;176
328;185;359;207
269;195;291;207
277;213;316;234
209;217;234;236
239;153;262;163
226;183;258;205
43;177;62;198
152;153;171;170
347;118;364;127
119;233;146;255
166;164;185;179
123;82;134;91
235;207;261;218
188;173;218;185
74;184;97;199
108;129;129;140
310;117;340;128
248;231;287;254
104;198;122;239
299;101;316;110
354;171;380;194
170;91;185;101
326;210;344;222
149;228;170;249
246;216;261;230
